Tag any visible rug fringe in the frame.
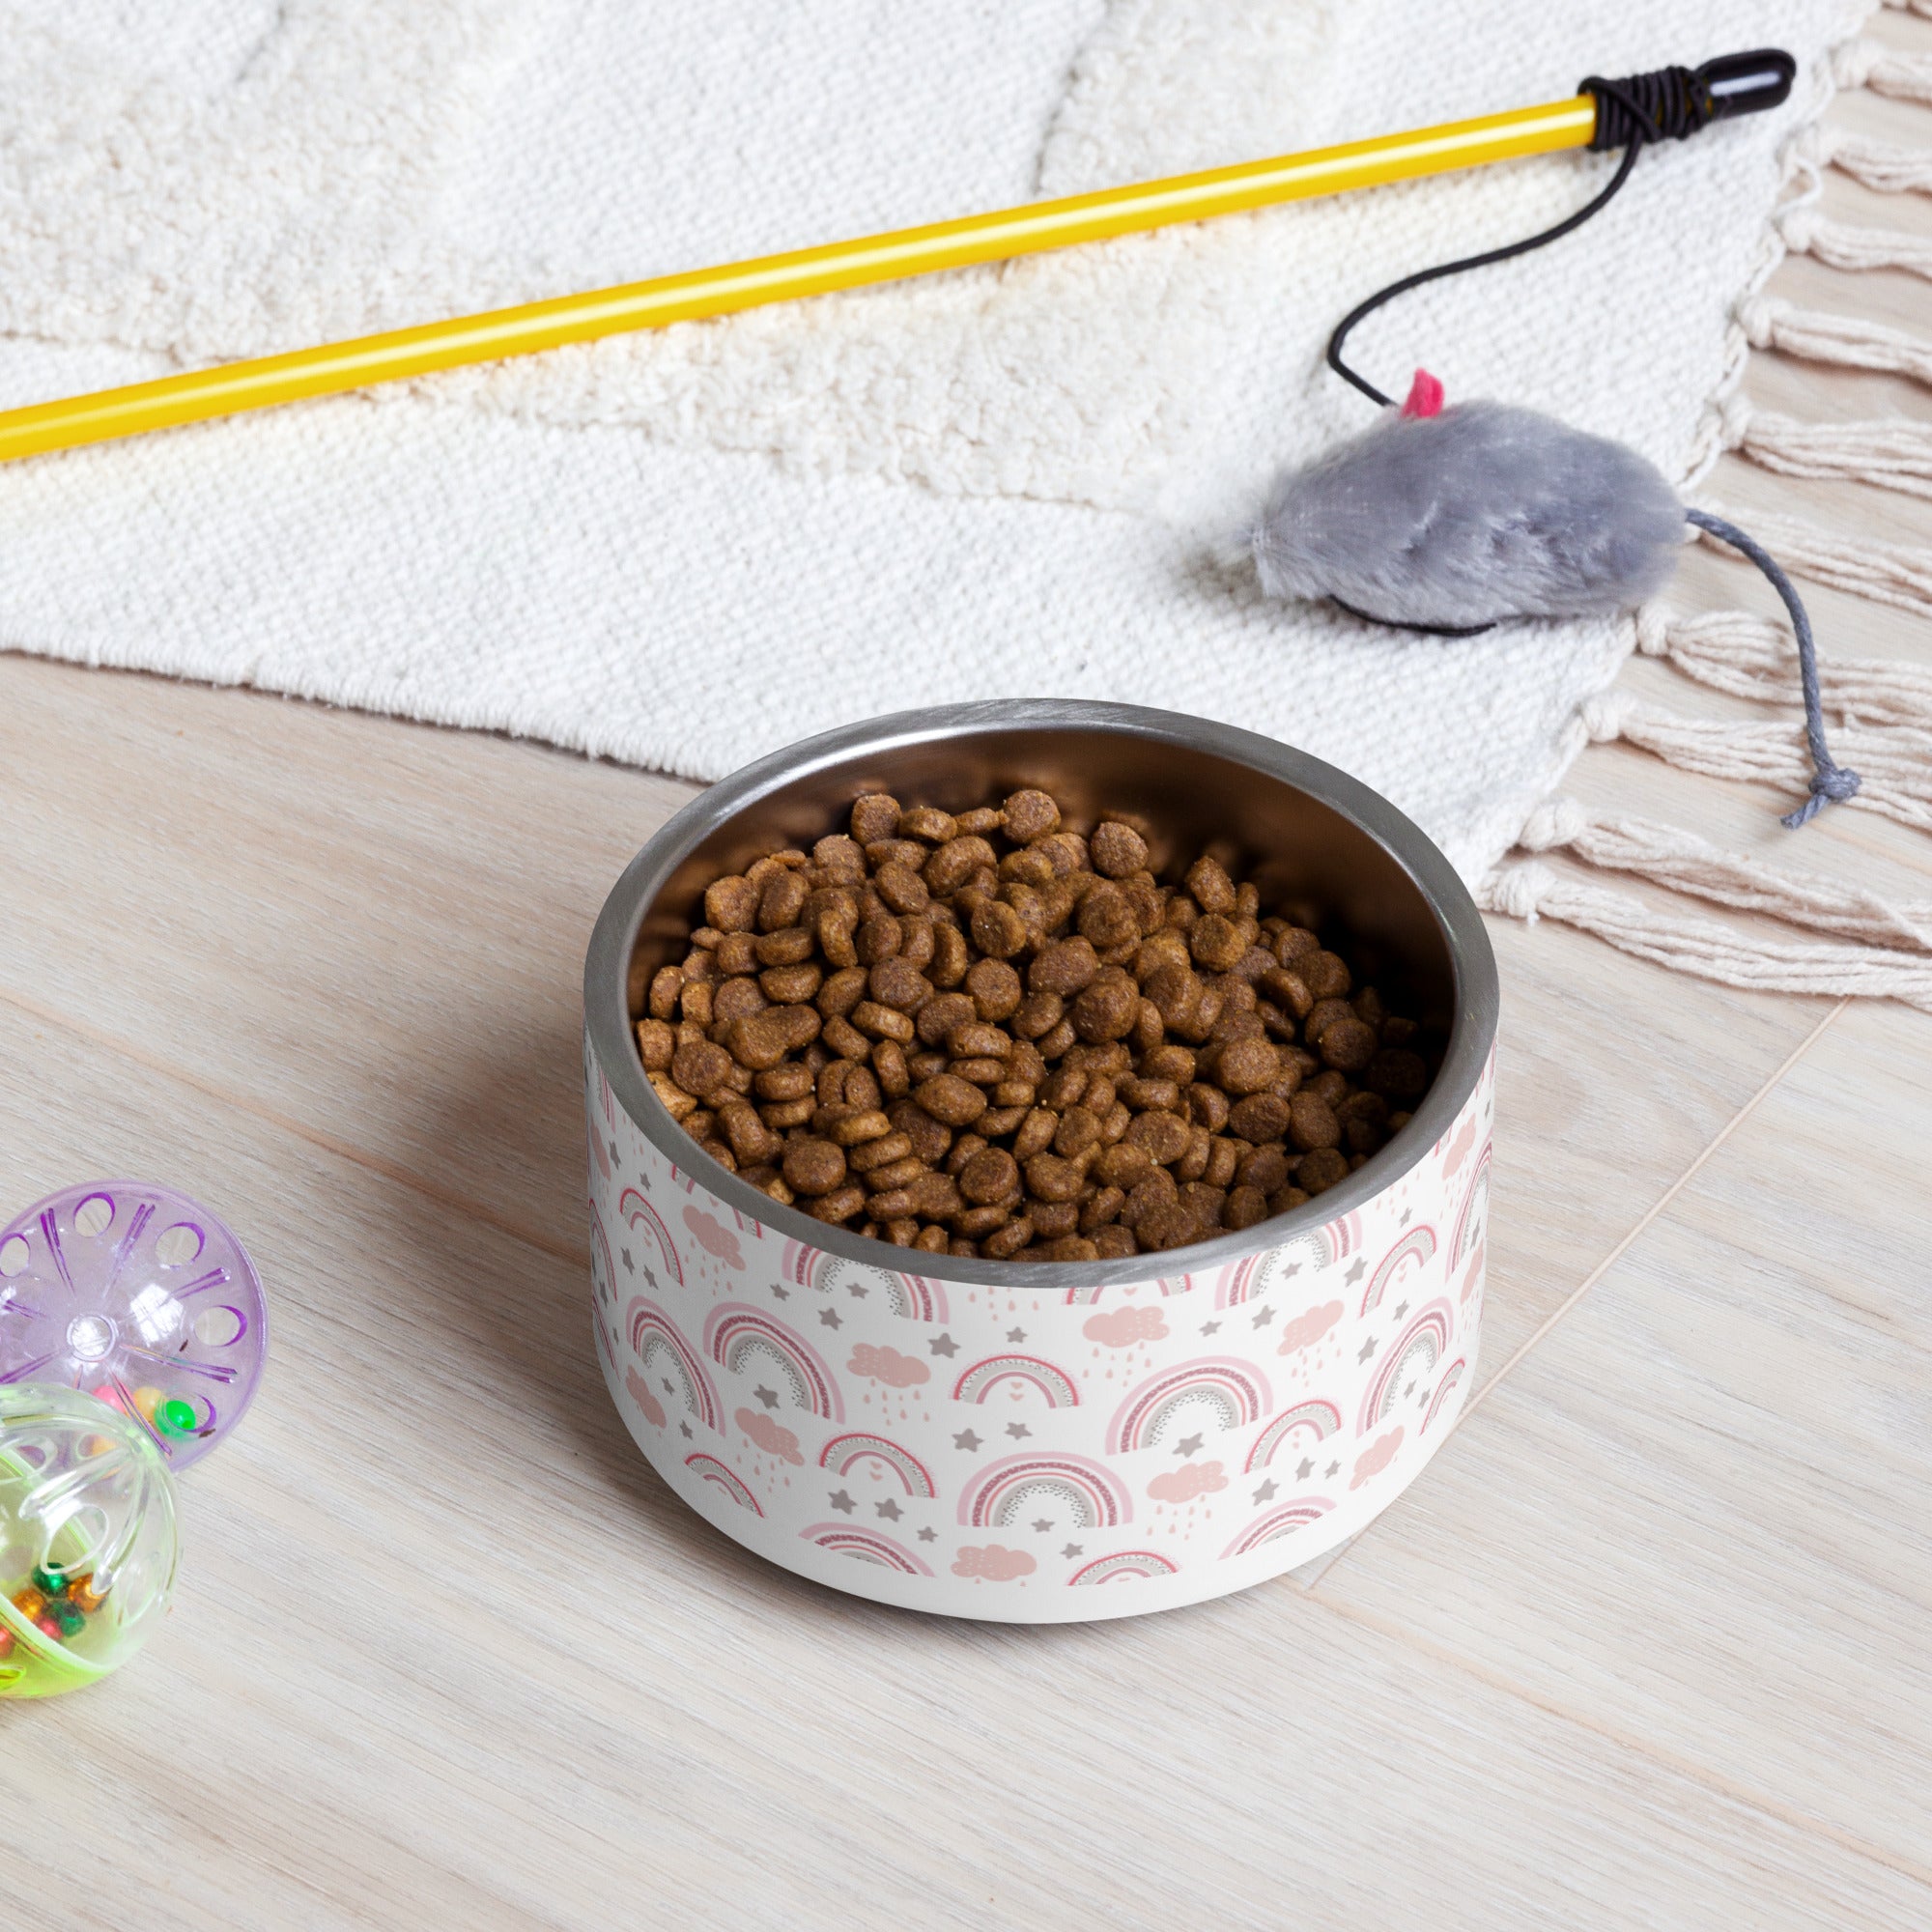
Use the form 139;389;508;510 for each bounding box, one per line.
1741;296;1932;385
1721;396;1932;498
1692;504;1932;618
1834;35;1932;103
1481;862;1932;1009
1779;205;1932;280
1816;126;1932;192
1635;604;1932;729
1517;797;1932;951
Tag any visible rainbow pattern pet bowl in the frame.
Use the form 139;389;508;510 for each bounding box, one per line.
583;702;1496;1622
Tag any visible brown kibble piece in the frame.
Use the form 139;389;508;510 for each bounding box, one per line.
1029;937;1099;997
1089;820;1149;878
1223;1184;1268;1231
782;1138;847;1197
1137;1202;1199;1252
1076;883;1140;950
1319;1017;1378;1072
1215;1037;1279;1096
874;863;930;916
971;899;1029;959
1125;1111;1191;1165
1288;1091;1341;1152
1002;788;1061;841
635;1018;675;1071
914;1074;989;1127
704;875;760;933
1070;969;1139;1042
1188;915;1246;974
964;956;1023;1021
1184;856;1237;917
1302;950;1351;999
672;1039;734;1098
1297;1147;1350;1195
849;794;902;844
958;1146;1020;1204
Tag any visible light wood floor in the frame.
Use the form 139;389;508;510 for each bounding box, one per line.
4;20;1930;1929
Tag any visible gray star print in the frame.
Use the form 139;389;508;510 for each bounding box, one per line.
818;1308;842;1328
829;1490;856;1515
1326;1461;1340;1478
928;1333;959;1357
953;1430;982;1451
620;1248;634;1272
1007;1327;1027;1343
1007;1422;1031;1439
1062;1544;1084;1559
1200;1320;1220;1335
1252;1478;1278;1503
875;1499;903;1521
679;1421;693;1439
1346;1258;1366;1285
770;1284;789;1299
1394;1301;1408;1320
847;1282;868;1297
1032;1519;1054;1533
754;1385;781;1409
1358;1336;1377;1362
917;1527;937;1543
1251;1306;1274;1327
1176;1434;1204;1457
1296;1458;1314;1480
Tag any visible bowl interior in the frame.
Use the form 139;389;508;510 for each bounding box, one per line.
591;701;1495;1292
629;725;1455;1033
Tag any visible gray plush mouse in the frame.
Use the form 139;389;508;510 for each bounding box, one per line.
1251;374;1684;633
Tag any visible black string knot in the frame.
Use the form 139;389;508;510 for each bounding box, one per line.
1580;68;1713;151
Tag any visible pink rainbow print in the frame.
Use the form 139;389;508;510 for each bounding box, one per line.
1451;1145;1492;1266
1066;1550;1179;1586
1222;1496;1335;1558
952;1354;1080;1408
618;1186;684;1287
1242;1399;1342;1470
1060;1274;1191;1306
780;1240;950;1321
959;1453;1131;1529
799;1523;934;1576
1359;1225;1437;1317
626;1298;721;1433
1108;1356;1274;1454
1359;1300;1454;1433
702;1303;845;1422
1217;1231;1339;1307
1422;1357;1466;1434
685;1454;763;1514
818;1431;937;1497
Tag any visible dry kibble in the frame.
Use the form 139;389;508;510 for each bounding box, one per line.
641;782;1436;1259
1002;788;1061;841
1090;820;1150;878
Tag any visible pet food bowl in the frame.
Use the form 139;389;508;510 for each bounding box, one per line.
583;701;1497;1622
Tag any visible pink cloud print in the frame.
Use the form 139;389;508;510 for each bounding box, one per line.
848;1344;929;1388
952;1545;1037;1581
1278;1300;1344;1354
1148;1462;1229;1505
625;1368;667;1430
683;1208;744;1268
736;1406;804;1465
1083;1305;1169;1348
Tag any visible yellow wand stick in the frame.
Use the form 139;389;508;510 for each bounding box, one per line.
0;53;1793;466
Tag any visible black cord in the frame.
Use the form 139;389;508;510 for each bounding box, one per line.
1327;75;1668;406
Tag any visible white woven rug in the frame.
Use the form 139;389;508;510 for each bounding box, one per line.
0;0;1883;896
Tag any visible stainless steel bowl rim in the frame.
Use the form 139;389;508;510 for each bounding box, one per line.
585;699;1499;1293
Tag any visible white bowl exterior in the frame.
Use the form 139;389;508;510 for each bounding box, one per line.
586;1032;1492;1623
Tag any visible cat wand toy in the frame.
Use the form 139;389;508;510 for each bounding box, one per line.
0;51;1792;465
